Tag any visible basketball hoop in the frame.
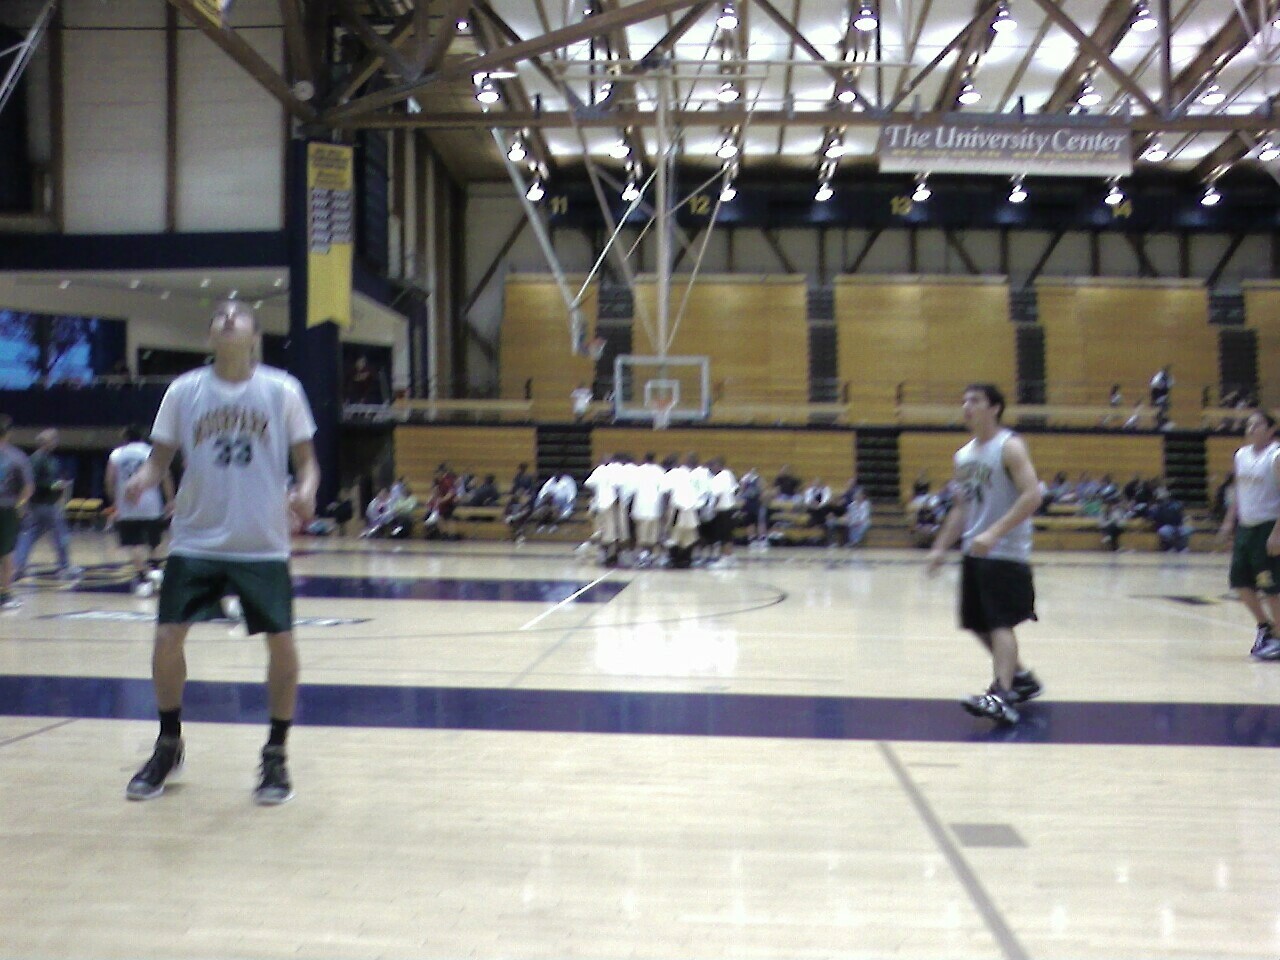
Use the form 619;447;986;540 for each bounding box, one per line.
648;396;675;431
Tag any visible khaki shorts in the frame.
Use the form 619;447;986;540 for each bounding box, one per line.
593;506;624;544
633;517;660;547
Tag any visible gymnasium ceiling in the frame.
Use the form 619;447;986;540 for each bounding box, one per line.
14;0;1280;190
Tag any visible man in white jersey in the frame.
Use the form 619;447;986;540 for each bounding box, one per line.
662;454;701;569
106;425;174;597
584;453;623;566
630;452;665;567
121;301;319;804
928;384;1044;724
706;458;738;565
1219;410;1280;660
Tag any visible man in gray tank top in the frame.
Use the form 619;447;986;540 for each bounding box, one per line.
927;384;1044;724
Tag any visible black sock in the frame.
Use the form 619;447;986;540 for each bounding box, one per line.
1260;622;1273;632
159;708;181;739
268;717;292;748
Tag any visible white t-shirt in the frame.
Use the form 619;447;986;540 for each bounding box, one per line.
630;462;666;520
151;365;316;561
662;465;700;511
585;462;620;510
709;469;738;511
1234;442;1280;526
109;442;165;520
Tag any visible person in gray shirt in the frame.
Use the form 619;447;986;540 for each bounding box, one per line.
0;414;34;610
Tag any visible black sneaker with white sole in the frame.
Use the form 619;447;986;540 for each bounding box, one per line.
1251;625;1276;657
961;686;1020;725
1010;669;1043;704
254;746;294;806
126;735;184;801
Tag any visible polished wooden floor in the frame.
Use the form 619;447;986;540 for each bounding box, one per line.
2;532;1278;959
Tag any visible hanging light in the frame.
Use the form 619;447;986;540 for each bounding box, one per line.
622;180;640;202
1201;184;1221;207
1008;176;1027;204
456;18;469;30
526;178;545;202
717;136;739;159
1077;79;1102;108
853;3;878;31
716;1;738;29
608;139;630;159
912;177;931;202
1259;140;1280;162
992;1;1017;33
1131;0;1156;32
475;76;500;105
1104;182;1124;206
595;82;613;104
507;138;527;162
815;181;834;202
720;182;737;202
957;78;981;105
1200;83;1225;106
824;135;846;159
1142;141;1168;162
835;78;857;104
716;81;740;103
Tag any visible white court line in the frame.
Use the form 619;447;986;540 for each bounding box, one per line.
518;570;615;631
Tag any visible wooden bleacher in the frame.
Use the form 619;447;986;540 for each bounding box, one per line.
498;277;599;421
393;425;536;496
896;402;1159;429
391;398;533;422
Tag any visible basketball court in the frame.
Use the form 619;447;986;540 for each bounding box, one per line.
1;534;1277;959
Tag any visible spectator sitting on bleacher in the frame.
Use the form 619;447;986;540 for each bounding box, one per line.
364;488;395;536
1099;496;1128;552
773;464;801;504
1073;472;1100;504
803;478;833;535
423;467;458;539
466;475;499;507
1045;472;1072;506
911;484;953;549
1097;474;1119;503
531;473;578;531
1150;490;1193;552
841;485;871;548
738;468;768;549
510;463;535;500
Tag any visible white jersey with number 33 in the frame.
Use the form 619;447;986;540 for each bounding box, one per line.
151;365;316;561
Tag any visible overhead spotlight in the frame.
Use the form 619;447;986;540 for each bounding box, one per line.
596;82;613;104
717;136;739;159
992;1;1017;33
824;136;846;159
912;177;931;202
853;3;878;31
815;181;834;202
1259;140;1280;162
1142;141;1169;162
720;182;737;202
1200;83;1225;106
1131;0;1156;32
508;138;527;162
716;1;738;30
1104;182;1124;206
1008;177;1027;204
608;139;630;159
456;18;469;30
475;76;500;105
716;81;740;103
622;180;640;202
1077;80;1102;108
1201;184;1221;207
526;178;545;202
957;78;981;105
835;79;857;105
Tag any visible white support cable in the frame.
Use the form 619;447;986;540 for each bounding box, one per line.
0;0;56;119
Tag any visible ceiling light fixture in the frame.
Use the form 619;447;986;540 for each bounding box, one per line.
1200;184;1221;206
824;136;846;159
992;1;1017;33
456;18;469;30
608;139;630;159
1131;0;1156;32
1008;176;1027;204
853;3;878;31
508;138;527;162
476;76;500;105
720;182;737;202
716;81;739;103
526;178;545;202
912;177;931;202
1199;83;1225;106
717;136;739;159
1259;140;1280;162
716;2;738;30
1142;141;1168;162
1104;182;1124;206
622;180;640;202
835;79;857;104
957;78;981;105
1077;79;1102;108
815;181;834;202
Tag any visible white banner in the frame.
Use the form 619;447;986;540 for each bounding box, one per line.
878;121;1132;176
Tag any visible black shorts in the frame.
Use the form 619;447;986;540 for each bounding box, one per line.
960;555;1037;634
712;509;737;545
116;518;165;549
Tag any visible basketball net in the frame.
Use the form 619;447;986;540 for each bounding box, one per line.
650;397;674;431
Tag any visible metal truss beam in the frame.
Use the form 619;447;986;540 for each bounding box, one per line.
1040;0;1135;115
1027;0;1158;114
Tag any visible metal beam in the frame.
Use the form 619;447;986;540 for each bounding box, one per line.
845;227;883;273
1040;0;1135;115
1027;0;1159;114
933;0;998;112
331;10;417;106
1022;228;1066;289
1123;233;1159;277
1207;232;1249;288
891;0;934;104
749;0;875;111
325;0;706;122
1167;1;1277;112
278;0;315;86
944;229;979;274
416;0;472;76
166;0;318;122
887;0;999;112
762;228;797;273
335;0;420;81
335;107;1280;134
463;216;529;317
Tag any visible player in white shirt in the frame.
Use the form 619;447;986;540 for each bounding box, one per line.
706;458;738;564
662;455;701;569
105;425;173;597
1219;410;1280;660
630;453;666;567
584;454;624;566
121;301;319;805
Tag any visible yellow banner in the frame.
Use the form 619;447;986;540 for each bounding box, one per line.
307;143;354;329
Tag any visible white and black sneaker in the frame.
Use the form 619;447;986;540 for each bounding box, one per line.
126;735;184;800
961;686;1020;725
254;746;294;806
1010;670;1043;704
1251;625;1276;657
1253;637;1280;661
